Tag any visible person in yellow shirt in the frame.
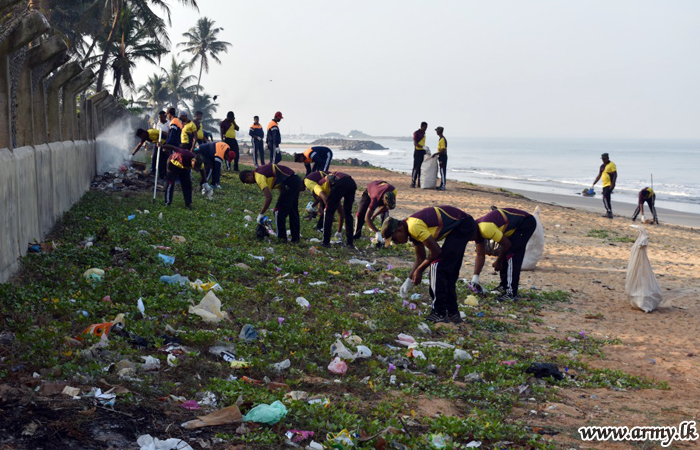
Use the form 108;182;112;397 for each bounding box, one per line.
592;153;617;218
411;121;428;188
435;126;447;191
181;113;197;151
381;206;477;324
220;111;240;171
194;111;205;144
632;187;659;224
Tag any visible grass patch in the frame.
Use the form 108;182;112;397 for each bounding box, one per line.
0;166;658;449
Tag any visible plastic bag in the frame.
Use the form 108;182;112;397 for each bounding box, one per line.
137;434;193;450
522;206;545;271
625;227;665;312
328;357;348;375
420;153;439;189
181;405;243;429
244;400;288;425
188;291;230;323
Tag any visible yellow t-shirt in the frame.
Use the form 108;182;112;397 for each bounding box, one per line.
437;137;446;153
224;121;237;139
181;122;197;144
601;162;617;187
147;129;164;144
406;217;434;243
477;222;515;244
196;122;204;140
313;180;331;197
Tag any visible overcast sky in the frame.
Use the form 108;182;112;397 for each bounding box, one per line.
132;0;700;139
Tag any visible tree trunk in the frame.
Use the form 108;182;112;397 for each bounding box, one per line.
82;38;98;66
196;60;203;98
113;71;121;97
95;0;123;92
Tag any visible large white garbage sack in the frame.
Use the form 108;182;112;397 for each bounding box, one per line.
522;206;545;271
421;151;439;190
625;226;665;312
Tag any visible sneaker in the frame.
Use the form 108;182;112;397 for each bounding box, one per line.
447;312;463;324
602;213;612;218
410;183;416;188
489;285;506;295
437;186;446;191
425;310;449;323
496;293;518;302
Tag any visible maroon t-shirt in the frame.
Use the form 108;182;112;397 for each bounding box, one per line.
366;181;395;210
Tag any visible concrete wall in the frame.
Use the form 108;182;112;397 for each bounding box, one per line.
0;8;130;282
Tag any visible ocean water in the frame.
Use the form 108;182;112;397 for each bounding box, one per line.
304;137;700;215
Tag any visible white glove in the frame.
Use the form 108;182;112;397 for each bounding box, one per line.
471;274;480;284
306;201;314;213
275;147;281;154
375;232;384;244
334;231;343;240
257;214;265;224
399;278;412;298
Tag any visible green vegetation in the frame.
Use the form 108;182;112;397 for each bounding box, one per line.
587;228;636;243
0;167;662;448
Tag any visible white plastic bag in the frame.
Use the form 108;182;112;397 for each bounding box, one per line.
188;291;230;323
522;206;545;271
625;227;665;312
420;153;439;189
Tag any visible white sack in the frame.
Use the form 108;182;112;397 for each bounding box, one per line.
420;153;439;189
522;206;545;271
625;227;665;312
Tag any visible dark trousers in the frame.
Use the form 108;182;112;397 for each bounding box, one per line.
275;174;301;242
632;195;658;223
428;220;472;315
151;147;168;180
353;191;387;240
252;139;265;166
224;138;239;171
211;158;223;186
602;186;613;215
323;177;356;246
314;150;333;173
165;164;192;207
269;146;282;164
412;150;425;186
499;215;537;297
438;153;447;187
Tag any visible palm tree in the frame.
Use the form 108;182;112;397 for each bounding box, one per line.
161;56;198;110
138;73;169;111
94;0;200;92
177;17;231;97
88;7;167;98
187;93;218;134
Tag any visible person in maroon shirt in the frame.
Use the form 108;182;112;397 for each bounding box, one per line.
161;144;195;209
353;181;397;241
314;172;357;248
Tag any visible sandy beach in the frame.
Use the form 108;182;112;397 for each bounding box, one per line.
275;155;700;449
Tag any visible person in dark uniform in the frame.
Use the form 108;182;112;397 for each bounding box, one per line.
312;172;356;248
632;187;659;224
382;206;477;324
239;164;301;243
266;111;283;164
220;111;240;171
303;171;328;231
293;146;333;175
411;121;428;188
249;116;265;167
161;144;195;209
472;208;536;301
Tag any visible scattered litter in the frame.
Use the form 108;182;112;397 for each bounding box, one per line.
296;297;310;309
93;388;117;406
158;213;163;220
239;324;258;342
181;400;200;410
160;274;190;285
525;363;564;380
181;405;243;429
454;349;472;361
430;433;450;449
417;323;431;334
309;281;327;286
308;238;321;243
189;291;230;323
230;361;250;369
328;357;348;375
421;341;455;349
235;263;251;270
141;356;160;371
328;430;354;447
331;340;356;360
396;333;417;347
408;349;426;360
348;258;374;265
101;295;111;303
62;386;80;397
287;430;315;443
410;293;421;300
465;295;479;306
83;268;104;281
285;391;309;401
307;441;325;450
271;359;291;372
158;254;175;265
137;434;194;450
190;279;222;292
500;360;517;366
244;400;288;425
127;215;136;221
363;288;385;295
244;215;253;222
248;254;265;261
137;298;146;317
466;440;482;448
452;365;461;380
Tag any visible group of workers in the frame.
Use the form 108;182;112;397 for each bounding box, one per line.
590;152;659;223
411;121;448;190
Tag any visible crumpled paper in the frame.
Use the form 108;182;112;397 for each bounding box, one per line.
181;405;243;429
188;291;230;323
